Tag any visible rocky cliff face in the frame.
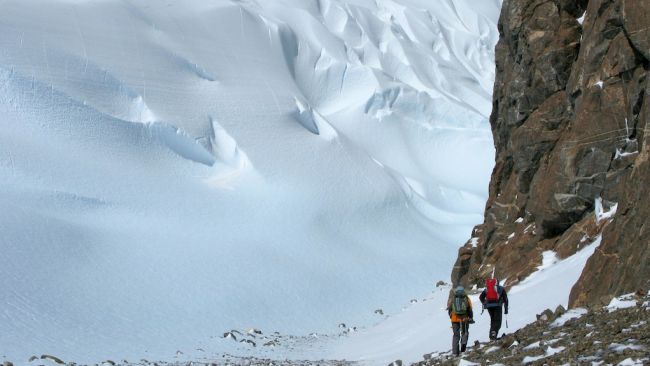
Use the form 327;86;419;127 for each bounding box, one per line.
452;0;650;307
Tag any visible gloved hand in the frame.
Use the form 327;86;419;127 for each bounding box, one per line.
504;309;508;315
469;318;475;324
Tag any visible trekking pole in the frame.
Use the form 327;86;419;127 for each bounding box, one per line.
505;313;509;329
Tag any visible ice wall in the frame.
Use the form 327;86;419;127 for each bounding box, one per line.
0;0;500;362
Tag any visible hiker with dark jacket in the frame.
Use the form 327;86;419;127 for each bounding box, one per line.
447;286;474;356
479;278;509;340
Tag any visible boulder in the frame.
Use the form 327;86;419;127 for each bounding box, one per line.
536;308;555;323
40;355;65;364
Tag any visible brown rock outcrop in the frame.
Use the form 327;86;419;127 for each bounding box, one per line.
451;0;649;307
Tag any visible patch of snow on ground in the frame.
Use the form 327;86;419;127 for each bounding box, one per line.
522;346;566;364
522;354;545;364
551;308;588;327
458;360;480;366
617;358;646;366
607;294;637;312
523;341;541;350
609;343;646;352
547;345;566;355
631;321;647;328
578;355;601;363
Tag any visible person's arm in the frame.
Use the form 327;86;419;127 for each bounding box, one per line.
479;289;486;305
502;288;509;314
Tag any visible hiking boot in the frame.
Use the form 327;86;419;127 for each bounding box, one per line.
461;344;467;352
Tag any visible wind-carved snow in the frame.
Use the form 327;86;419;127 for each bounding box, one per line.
149;122;217;166
202;117;255;188
0;0;500;363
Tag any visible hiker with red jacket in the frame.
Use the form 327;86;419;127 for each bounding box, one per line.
479;278;509;340
447;286;474;356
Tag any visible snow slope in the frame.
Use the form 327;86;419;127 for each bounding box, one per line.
0;0;500;363
328;236;603;365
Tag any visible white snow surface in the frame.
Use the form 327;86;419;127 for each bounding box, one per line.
538;250;559;271
617;358;647;366
523;341;541;350
522;345;566;365
522;346;565;364
607;293;638;312
458;360;480;366
0;0;501;363
551;307;588;327
609;343;646;352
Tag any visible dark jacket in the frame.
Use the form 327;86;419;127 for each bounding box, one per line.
479;285;509;312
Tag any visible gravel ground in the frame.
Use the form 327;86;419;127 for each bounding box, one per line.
413;291;650;365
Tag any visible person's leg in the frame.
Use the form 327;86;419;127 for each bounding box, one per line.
452;322;460;356
460;321;469;352
487;307;497;340
494;307;503;337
